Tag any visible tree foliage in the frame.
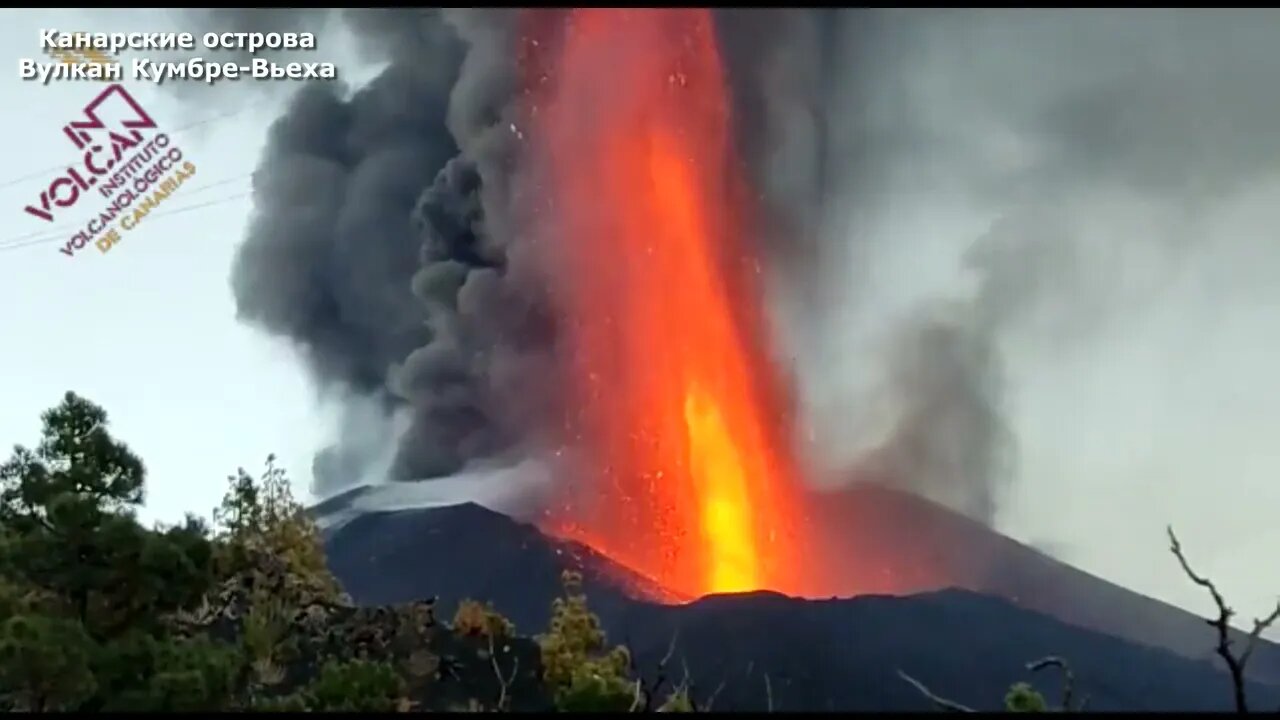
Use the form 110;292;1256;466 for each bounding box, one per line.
0;393;569;712
260;659;407;712
212;457;343;606
540;570;636;711
454;598;516;639
1004;682;1048;713
0;392;222;711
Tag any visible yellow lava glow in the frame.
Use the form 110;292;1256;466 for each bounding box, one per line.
684;385;759;593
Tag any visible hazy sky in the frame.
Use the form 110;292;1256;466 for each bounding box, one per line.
0;9;351;524
0;8;1276;636
795;8;1280;635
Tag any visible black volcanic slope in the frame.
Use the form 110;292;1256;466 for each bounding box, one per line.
319;487;1280;711
799;483;1280;682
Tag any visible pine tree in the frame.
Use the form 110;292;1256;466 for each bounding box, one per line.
0;392;228;711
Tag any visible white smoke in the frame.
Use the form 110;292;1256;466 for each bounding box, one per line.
792;8;1280;627
313;455;557;533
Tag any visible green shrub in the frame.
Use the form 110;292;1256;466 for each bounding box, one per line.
539;571;635;711
1004;682;1048;712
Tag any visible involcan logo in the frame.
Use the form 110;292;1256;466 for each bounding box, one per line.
20;83;198;257
42;32;119;81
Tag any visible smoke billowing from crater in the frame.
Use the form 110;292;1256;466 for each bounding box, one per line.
225;8;859;503
221;8;1280;557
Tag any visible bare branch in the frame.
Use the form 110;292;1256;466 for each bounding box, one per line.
503;658;519;707
676;659;697;712
1027;655;1075;711
1167;526;1231;620
897;670;975;713
1239;599;1280;667
487;633;518;711
626;629;682;711
660;629;680;667
764;672;774;713
1167;525;1280;713
703;677;727;712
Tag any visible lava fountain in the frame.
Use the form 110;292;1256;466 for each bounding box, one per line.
522;8;815;600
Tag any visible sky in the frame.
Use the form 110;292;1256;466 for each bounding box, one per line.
0;8;1276;636
0;9;367;525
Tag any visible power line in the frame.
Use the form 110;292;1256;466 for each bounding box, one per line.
0;191;252;255
0;108;245;192
0;173;251;249
0;190;251;253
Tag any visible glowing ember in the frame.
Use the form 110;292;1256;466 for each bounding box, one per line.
524;8;811;599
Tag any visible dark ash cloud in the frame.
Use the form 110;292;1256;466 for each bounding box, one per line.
216;9;1280;526
219;8;1011;514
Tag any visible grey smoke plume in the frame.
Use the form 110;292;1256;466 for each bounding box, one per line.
219;7;1012;513
223;9;552;495
220;9;1280;545
788;8;1280;535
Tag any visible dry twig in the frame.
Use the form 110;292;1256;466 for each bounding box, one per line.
487;633;519;711
1168;525;1280;713
625;629;681;711
1026;656;1078;711
678;658;695;711
897;670;975;713
703;677;727;711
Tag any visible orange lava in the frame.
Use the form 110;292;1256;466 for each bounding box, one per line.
523;9;813;599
